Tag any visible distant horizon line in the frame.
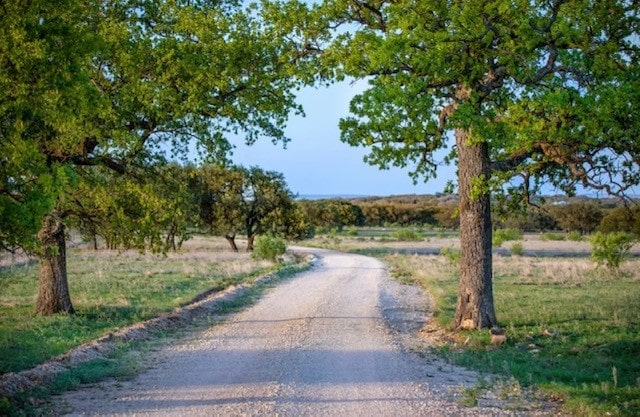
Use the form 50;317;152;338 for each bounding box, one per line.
295;192;639;200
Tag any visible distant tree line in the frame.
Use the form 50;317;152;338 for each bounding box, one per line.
69;163;640;253
297;196;640;237
68;164;314;253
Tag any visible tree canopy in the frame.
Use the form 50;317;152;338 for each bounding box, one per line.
268;0;640;328
198;165;303;251
1;0;305;314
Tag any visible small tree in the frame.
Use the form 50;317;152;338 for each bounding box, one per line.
198;165;246;251
252;235;287;262
599;205;640;236
197;165;298;251
591;232;635;271
550;202;603;234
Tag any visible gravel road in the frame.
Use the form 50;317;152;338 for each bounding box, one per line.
54;248;551;416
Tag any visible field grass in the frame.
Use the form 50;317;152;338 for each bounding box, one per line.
387;253;640;416
0;236;280;375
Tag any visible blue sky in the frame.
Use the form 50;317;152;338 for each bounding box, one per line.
229;79;457;197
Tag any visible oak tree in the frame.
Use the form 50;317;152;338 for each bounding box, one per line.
1;0;303;314
197;165;299;251
270;0;640;328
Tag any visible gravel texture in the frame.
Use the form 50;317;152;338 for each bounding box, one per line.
52;248;558;416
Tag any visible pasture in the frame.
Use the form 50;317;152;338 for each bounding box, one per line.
0;236;280;375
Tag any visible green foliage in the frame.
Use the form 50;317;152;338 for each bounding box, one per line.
434;205;460;230
285;0;640;200
281;0;640;332
2;0;306;313
359;202;436;227
1;0;303;250
498;210;557;233
66;164;197;252
550;203;603;234
541;232;566;242
391;228;422;241
509;242;524;256
440;246;460;265
251;235;286;262
493;228;523;247
599;205;640;236
567;231;583;242
591;232;636;270
197;165;301;250
298;200;365;231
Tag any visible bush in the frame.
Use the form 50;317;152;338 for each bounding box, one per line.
493;228;523;247
541;232;565;241
510;242;524;256
567;231;583;242
591;232;635;270
251;235;286;261
440;246;460;264
391;228;422;241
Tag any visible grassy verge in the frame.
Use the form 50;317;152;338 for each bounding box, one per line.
1;255;311;416
386;253;640;416
0;237;295;375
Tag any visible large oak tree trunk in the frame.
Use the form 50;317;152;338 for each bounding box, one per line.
453;129;497;330
35;212;75;315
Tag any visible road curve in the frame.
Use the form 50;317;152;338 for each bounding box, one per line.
56;248;534;416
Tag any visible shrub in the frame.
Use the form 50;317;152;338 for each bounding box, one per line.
510;242;524;256
541;232;565;241
392;228;422;241
590;232;635;270
251;235;286;261
315;226;330;235
567;231;583;242
440;246;460;264
493;228;523;247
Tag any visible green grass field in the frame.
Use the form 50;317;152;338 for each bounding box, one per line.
387;253;640;416
0;236;279;375
3;230;639;416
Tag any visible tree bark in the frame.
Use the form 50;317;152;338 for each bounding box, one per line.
453;128;497;330
166;223;177;251
35;211;75;315
246;234;255;252
225;234;239;252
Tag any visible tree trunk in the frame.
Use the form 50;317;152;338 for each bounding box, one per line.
166;224;177;251
246;234;255;251
225;234;238;252
453;128;497;330
35;212;75;315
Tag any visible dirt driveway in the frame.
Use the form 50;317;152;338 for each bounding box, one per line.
53;248;554;416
